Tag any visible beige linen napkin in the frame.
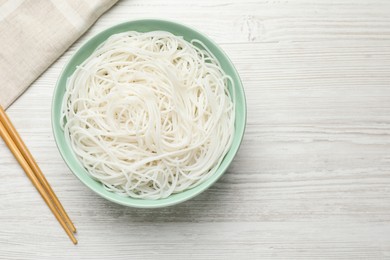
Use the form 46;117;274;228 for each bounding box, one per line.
0;0;117;109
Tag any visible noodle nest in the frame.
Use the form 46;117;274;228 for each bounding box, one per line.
61;31;235;199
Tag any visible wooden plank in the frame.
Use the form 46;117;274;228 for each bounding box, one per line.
1;0;390;259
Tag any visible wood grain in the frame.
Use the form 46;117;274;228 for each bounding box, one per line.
1;0;390;259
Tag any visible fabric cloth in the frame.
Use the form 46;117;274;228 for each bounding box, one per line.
0;0;117;109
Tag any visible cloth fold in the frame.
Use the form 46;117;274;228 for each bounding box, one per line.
0;0;117;109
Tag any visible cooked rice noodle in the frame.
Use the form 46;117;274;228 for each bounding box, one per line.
61;31;235;199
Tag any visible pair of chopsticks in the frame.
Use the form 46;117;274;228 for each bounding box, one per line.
0;105;77;244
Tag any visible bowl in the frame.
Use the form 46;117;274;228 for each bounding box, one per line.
52;19;246;208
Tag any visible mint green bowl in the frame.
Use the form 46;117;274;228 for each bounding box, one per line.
52;19;246;208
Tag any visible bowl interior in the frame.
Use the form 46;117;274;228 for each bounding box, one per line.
52;19;246;208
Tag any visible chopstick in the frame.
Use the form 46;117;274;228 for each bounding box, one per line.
0;106;76;233
0;106;77;244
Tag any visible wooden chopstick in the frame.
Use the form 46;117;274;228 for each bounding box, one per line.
0;106;76;233
0;108;77;244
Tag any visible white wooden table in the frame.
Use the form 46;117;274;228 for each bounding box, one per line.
1;0;390;259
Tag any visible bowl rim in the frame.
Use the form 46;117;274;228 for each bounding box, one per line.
51;19;247;208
